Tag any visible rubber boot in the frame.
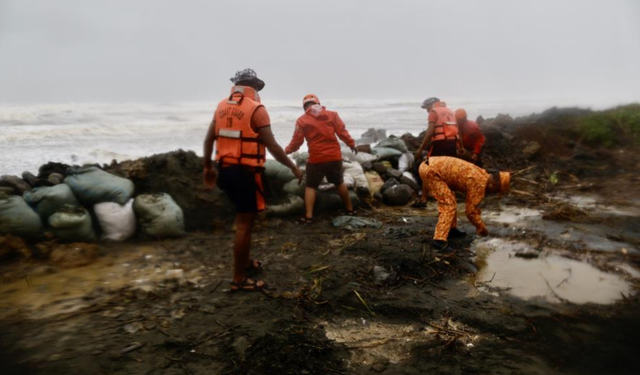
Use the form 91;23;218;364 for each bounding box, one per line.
431;240;454;254
448;227;466;239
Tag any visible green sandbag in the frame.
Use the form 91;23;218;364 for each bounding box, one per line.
316;191;360;212
64;166;134;205
264;160;295;183
371;146;403;161
0;193;43;239
376;136;408;153
48;205;96;242
267;195;305;217
23;184;80;220
283;178;306;197
133;193;185;238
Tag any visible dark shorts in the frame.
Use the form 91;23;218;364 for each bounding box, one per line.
429;140;458;157
217;165;266;213
306;160;343;189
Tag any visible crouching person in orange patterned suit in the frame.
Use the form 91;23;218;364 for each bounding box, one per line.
418;156;510;253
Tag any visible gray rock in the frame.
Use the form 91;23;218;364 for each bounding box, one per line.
0;187;15;195
0;175;32;194
386;168;402;180
400;175;420;192
381;178;399;192
383;184;413;206
373;162;388;175
21;171;38;187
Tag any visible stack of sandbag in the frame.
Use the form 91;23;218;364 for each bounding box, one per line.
0;192;43;239
64;166;134;205
133;193;185;238
48;205;96;242
341;147;378;165
23;184;80;220
94;199;136;241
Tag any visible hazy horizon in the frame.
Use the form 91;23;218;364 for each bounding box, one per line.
1;0;639;104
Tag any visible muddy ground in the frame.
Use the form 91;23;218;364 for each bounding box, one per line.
1;107;640;374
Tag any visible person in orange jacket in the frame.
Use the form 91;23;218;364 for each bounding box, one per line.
285;94;357;223
419;156;510;253
455;108;486;167
414;97;461;160
203;69;303;292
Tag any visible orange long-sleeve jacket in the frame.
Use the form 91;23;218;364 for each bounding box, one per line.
285;105;355;164
458;119;485;155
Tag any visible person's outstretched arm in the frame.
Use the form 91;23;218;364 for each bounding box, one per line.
333;113;356;152
258;126;303;182
203;116;218;187
285;120;305;155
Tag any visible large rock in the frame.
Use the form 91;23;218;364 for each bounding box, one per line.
48;173;64;185
383;184;414;206
0;175;31;195
373;162;389;175
385;168;402;180
359;128;387;144
21;171;38;187
400;173;420;192
381;178;399;192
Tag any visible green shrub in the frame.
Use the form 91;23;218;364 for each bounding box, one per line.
578;104;640;147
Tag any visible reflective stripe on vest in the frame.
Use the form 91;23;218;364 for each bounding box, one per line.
214;86;266;168
431;102;459;141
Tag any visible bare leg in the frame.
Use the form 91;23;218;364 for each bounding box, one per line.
336;183;353;212
232;212;258;284
304;187;317;219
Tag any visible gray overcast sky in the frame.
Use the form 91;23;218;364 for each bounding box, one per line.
0;0;639;103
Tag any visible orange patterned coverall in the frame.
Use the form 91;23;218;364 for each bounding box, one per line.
419;156;489;240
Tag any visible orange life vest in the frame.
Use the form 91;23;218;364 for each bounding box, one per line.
430;102;459;142
214;86;266;168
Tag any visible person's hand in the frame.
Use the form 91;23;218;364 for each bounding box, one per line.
203;166;218;188
292;166;304;185
350;146;358;155
477;226;489;237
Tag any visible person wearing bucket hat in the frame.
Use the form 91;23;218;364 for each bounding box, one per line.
203;68;303;292
285;94;358;223
418;156;510;254
414;97;462;161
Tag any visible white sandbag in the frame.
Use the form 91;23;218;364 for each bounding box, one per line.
343;161;369;191
398;153;415;173
94;199;136;241
343;174;355;189
133;194;185;238
365;171;384;197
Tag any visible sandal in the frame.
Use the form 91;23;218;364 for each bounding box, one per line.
230;277;267;293
299;217;314;225
246;259;263;275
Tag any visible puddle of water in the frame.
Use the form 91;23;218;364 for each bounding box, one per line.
473;238;632;305
0;246;185;320
562;194;640;217
483;204;639;254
